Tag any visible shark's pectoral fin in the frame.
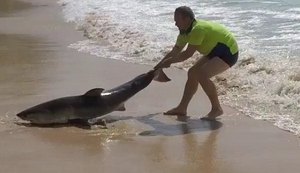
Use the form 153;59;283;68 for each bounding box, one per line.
115;103;126;111
84;88;105;96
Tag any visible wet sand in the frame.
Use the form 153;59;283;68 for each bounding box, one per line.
0;0;33;17
1;0;300;173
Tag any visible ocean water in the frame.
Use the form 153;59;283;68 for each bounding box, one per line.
58;0;300;136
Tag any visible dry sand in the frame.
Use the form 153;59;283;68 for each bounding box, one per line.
0;0;300;173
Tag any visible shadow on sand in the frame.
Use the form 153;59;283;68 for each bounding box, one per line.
135;113;223;136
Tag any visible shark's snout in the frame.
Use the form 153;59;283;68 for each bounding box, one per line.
16;112;27;119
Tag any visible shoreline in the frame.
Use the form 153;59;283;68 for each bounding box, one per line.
0;1;300;173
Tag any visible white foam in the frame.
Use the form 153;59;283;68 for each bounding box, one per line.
216;53;300;135
287;8;300;12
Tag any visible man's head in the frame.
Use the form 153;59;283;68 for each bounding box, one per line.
174;6;195;33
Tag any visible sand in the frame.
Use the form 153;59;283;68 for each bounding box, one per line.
0;0;300;173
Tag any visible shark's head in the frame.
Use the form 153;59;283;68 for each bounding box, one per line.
16;106;68;124
17;108;50;124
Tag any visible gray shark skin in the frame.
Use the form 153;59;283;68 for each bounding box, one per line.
17;69;158;125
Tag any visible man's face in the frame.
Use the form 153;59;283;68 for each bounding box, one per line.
174;13;190;32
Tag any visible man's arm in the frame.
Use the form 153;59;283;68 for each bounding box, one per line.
169;44;197;63
164;45;185;60
154;45;184;69
156;44;197;68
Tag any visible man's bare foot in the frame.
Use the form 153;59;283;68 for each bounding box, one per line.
200;108;223;121
163;107;186;116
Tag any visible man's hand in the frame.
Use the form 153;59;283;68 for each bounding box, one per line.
154;58;172;69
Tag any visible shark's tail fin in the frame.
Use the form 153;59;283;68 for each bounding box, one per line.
152;68;171;82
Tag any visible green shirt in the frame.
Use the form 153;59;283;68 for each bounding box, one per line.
176;20;238;56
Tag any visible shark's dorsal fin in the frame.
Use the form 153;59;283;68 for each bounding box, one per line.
84;88;104;96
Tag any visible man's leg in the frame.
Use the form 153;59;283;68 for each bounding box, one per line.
197;57;230;119
164;56;210;116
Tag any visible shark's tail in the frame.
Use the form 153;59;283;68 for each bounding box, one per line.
150;68;171;82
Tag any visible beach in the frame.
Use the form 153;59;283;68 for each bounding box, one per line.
0;0;300;173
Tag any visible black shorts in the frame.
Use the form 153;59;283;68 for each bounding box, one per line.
206;43;239;67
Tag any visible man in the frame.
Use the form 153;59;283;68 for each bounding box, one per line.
155;6;238;120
